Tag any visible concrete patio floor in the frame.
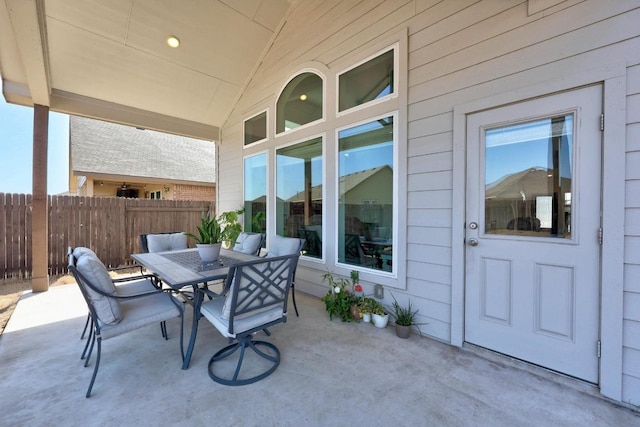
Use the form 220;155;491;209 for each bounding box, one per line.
0;283;638;426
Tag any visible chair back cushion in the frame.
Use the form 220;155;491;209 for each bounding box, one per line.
266;235;301;257
233;232;263;255
75;254;123;324
146;232;187;253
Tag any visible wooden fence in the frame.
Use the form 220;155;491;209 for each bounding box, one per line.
0;193;214;281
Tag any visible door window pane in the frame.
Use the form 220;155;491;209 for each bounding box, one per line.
276;72;323;134
338;116;394;271
339;49;394;112
276;137;323;258
244;153;267;233
485;114;573;238
244;111;267;146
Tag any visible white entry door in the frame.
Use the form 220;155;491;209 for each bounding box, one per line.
465;85;602;383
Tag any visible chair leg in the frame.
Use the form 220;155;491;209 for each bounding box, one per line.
207;336;281;386
160;321;168;339
81;317;94;360
291;282;299;317
84;329;96;367
85;337;102;398
80;313;91;339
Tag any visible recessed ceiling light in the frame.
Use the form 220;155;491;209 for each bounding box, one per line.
299;94;307;101
167;36;180;48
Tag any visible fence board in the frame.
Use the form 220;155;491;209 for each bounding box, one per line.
0;193;213;281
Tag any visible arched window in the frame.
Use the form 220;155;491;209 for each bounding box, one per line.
276;72;323;134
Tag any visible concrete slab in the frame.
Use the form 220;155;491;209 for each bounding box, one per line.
0;284;638;426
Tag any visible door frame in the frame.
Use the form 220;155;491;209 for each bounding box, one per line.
451;64;626;401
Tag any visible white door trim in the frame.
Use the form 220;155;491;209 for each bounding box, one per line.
451;63;626;401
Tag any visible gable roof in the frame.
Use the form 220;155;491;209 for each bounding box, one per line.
70;116;215;184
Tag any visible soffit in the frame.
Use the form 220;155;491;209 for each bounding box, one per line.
0;0;294;139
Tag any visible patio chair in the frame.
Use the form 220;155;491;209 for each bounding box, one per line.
68;247;184;398
139;231;188;254
264;235;305;317
74;247;166;348
233;232;265;256
344;233;378;268
198;252;300;385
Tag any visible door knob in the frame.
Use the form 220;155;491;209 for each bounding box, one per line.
468;238;479;246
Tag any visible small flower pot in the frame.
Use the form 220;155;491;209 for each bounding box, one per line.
350;305;363;320
395;324;412;339
362;313;371;323
372;313;389;328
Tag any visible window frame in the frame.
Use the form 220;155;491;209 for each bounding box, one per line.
243;109;269;147
336;43;399;118
275;133;326;263
334;112;399;276
275;69;327;138
243;150;270;235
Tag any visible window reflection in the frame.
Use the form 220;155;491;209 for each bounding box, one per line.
276;137;323;258
485;114;573;238
339;49;394;112
244;153;267;234
338;116;394;271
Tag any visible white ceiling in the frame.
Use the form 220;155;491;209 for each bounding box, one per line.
0;0;294;140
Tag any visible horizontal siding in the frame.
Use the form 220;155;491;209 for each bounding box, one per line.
218;0;640;404
624;57;640;404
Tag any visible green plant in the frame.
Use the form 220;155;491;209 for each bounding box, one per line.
358;297;377;314
217;208;244;247
321;271;358;322
350;270;359;284
186;209;243;245
369;299;386;316
390;292;425;329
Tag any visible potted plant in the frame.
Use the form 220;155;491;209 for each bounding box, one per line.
186;209;242;262
358;297;377;323
390;293;423;338
370;299;389;328
321;271;358;322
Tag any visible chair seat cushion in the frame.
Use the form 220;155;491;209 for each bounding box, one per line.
200;298;284;339
99;293;182;340
76;254;122;325
146;233;188;253
115;278;158;295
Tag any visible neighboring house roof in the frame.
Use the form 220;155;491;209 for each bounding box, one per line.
70;116;215;184
285;166;391;202
486;167;570;200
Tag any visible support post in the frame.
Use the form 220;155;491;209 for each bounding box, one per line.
32;104;49;292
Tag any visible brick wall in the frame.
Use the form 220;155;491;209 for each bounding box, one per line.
172;184;215;201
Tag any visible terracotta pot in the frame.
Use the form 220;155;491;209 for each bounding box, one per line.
396;324;412;339
350;305;363;320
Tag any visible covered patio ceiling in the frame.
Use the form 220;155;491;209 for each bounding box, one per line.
0;0;294;140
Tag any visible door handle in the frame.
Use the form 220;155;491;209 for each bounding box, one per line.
468;238;479;246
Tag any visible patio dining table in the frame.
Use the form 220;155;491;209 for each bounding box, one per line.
131;247;259;369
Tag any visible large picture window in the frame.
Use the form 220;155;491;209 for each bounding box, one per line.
338;116;394;271
244;153;267;234
276;136;323;259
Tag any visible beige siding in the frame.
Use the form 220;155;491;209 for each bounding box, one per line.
219;0;640;405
